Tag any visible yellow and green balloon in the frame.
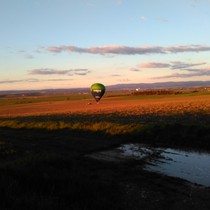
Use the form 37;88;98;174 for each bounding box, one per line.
90;83;106;102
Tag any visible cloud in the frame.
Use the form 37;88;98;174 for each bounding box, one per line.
164;45;203;53
0;78;72;84
74;69;91;76
138;62;170;68
152;69;210;79
0;79;24;84
0;69;90;85
26;78;40;82
0;78;39;84
111;74;121;76
170;62;206;69
46;79;73;82
45;45;210;55
17;49;34;59
129;68;141;72
138;61;206;70
46;45;164;55
29;68;90;76
29;68;71;75
36;46;45;53
139;61;210;79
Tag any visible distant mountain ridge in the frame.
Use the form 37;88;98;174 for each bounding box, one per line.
107;81;210;90
1;81;210;94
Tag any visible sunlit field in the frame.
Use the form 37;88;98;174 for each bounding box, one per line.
0;89;210;210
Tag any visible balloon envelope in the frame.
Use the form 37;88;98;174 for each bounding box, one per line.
90;83;105;102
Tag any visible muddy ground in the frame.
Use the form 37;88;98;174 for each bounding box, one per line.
0;126;210;210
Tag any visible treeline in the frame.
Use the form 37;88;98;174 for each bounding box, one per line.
131;89;182;95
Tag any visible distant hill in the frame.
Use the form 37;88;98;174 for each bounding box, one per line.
1;81;210;95
107;81;210;90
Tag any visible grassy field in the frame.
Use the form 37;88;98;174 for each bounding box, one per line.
0;90;210;210
1;89;209;105
0;93;91;106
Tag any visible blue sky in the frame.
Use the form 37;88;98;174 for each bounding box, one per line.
1;0;210;90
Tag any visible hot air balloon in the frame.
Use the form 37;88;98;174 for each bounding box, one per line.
90;83;105;103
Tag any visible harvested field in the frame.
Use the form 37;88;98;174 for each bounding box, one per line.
0;91;210;210
0;93;210;117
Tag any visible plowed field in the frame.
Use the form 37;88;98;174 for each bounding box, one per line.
0;94;210;117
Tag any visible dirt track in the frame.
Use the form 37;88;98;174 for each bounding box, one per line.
0;94;210;117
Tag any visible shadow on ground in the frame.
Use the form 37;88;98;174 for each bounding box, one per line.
0;112;210;210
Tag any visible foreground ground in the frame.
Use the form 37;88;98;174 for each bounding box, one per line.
0;91;210;210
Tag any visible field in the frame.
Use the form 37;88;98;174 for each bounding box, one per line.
0;89;210;210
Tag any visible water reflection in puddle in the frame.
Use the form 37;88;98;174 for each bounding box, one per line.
120;144;210;187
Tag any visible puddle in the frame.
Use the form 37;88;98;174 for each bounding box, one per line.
88;144;210;187
145;148;210;187
121;144;210;187
120;144;154;159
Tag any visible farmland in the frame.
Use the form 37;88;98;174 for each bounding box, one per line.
0;89;210;210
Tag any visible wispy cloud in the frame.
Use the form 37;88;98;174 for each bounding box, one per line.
17;49;34;59
139;61;210;79
45;45;210;55
0;78;71;84
0;79;24;84
46;79;72;82
0;78;39;84
129;68;141;72
138;62;170;68
0;69;90;85
152;70;210;79
74;69;91;75
152;66;210;79
138;61;206;70
111;74;121;76
170;62;206;69
29;68;90;76
30;68;71;75
36;46;45;53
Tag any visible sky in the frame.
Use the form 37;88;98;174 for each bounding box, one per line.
1;0;210;90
